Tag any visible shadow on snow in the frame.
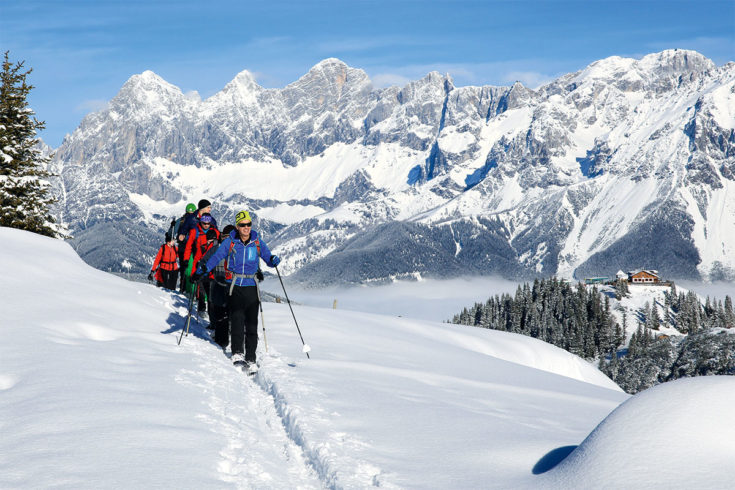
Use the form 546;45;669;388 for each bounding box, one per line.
532;445;577;475
159;289;216;345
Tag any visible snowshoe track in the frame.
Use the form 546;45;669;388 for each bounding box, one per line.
174;323;323;489
252;366;341;489
172;300;393;489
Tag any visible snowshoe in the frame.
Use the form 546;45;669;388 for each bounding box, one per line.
244;361;259;376
231;353;246;367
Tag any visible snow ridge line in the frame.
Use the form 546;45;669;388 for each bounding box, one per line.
252;369;342;490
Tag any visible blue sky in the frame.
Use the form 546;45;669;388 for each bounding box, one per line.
2;0;733;147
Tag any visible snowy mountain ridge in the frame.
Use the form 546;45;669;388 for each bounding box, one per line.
50;49;735;284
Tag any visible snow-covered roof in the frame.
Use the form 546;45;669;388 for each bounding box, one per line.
627;269;659;277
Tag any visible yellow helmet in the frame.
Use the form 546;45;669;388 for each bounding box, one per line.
235;210;252;224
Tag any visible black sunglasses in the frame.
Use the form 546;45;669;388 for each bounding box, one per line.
237;222;252;227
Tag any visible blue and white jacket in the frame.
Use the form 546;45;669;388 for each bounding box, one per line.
199;229;275;288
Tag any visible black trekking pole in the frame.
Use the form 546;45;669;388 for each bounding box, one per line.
275;265;310;358
177;285;197;345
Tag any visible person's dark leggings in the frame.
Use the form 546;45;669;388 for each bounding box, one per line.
229;285;260;361
158;269;178;290
197;279;207;313
209;282;230;349
211;303;229;348
177;241;187;291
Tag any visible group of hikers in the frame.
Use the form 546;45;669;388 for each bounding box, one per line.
149;199;280;373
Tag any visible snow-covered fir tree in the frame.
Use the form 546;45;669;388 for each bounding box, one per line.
0;52;61;238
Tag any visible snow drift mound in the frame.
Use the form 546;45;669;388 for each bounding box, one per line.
541;376;735;488
455;327;622;391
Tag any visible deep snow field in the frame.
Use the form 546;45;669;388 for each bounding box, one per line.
2;227;735;489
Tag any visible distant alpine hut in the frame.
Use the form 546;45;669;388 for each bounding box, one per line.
584;277;608;285
628;270;660;284
616;270;627;281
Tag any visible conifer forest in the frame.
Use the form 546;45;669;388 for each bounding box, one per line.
452;278;735;393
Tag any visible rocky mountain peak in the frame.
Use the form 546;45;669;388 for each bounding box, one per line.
312;57;350;70
280;58;373;122
216;69;263;105
119;70;183;97
113;70;186;114
228;69;260;87
638;49;715;75
292;57;371;90
419;71;453;86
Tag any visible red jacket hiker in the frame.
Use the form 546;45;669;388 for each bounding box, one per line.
195;240;218;280
185;222;219;275
151;242;179;283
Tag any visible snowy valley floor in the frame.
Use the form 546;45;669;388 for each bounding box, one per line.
2;227;735;489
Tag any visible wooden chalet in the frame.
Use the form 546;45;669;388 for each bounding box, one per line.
628;269;660;284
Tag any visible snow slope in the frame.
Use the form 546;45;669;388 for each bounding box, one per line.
2;228;733;488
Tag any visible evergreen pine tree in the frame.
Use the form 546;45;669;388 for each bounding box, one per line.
650;302;661;330
689;292;702;332
0;52;62;237
643;301;652;329
715;300;726;329
725;296;734;329
704;296;714;318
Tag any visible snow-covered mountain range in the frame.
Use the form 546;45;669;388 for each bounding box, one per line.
50;49;735;284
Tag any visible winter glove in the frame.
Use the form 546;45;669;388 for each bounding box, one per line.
191;270;204;282
256;270;264;282
270;255;281;267
148;271;154;281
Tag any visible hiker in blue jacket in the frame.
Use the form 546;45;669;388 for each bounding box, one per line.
193;210;280;371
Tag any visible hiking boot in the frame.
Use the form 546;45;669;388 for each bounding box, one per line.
231;353;245;366
244;361;259;375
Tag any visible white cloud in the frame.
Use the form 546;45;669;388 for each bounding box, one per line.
244;36;292;50
314;35;442;55
74;99;109;114
500;71;554;89
372;72;411;88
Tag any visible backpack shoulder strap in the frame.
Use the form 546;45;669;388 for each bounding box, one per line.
224;239;236;276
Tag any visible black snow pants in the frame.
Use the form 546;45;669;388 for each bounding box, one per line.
157;269;178;290
177;241;187;291
209;280;230;349
228;284;260;361
196;277;208;313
